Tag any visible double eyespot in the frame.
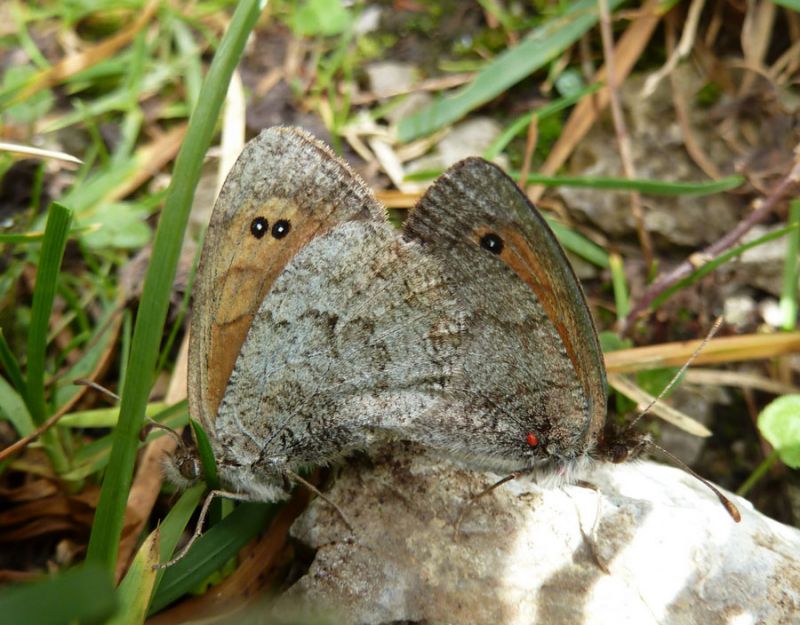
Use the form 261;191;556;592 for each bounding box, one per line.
479;232;504;255
250;217;291;240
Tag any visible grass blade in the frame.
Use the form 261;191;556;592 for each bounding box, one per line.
397;0;624;141
149;502;274;614
780;200;800;330
0;328;26;395
25;202;72;425
0;564;116;625
85;0;266;572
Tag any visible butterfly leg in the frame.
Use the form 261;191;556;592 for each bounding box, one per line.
453;471;526;538
285;469;355;533
153;489;253;570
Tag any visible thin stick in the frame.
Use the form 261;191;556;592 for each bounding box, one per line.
624;149;800;329
0;404;72;462
598;0;654;270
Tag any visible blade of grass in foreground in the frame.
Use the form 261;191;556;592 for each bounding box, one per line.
86;0;266;572
0;564;116;625
149;501;274;614
25;202;72;474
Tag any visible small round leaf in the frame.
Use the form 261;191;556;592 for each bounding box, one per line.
758;394;800;468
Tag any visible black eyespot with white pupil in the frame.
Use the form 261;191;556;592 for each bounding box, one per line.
250;217;268;239
480;232;504;254
272;219;290;239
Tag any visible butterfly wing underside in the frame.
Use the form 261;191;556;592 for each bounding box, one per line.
189;127;384;435
402;158;607;468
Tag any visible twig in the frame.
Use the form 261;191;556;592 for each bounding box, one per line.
623;148;800;330
641;0;705;97
529;0;661;203
665;14;722;180
518;115;538;190
0;404;71;462
597;0;654;271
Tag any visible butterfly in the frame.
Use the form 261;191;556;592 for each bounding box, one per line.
178;125;621;504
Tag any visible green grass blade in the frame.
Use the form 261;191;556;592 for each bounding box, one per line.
0;328;26;395
149;502;275;614
483;82;602;160
150;483;206;600
109;529;160;625
85;0;265;572
397;0;624;141
609;252;630;321
190;418;220;489
544;217;609;268
405;169;744;197
508;172;744;196
0;564;116;625
25;202;73;425
0;373;34;437
780;200;800;331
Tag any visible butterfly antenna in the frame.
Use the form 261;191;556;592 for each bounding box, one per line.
646;440;741;522
141;418;185;445
626;316;723;431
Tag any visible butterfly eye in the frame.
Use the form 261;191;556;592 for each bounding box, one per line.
479;232;504;254
272;219;291;239
250;217;269;239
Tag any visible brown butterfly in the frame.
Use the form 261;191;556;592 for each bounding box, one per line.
179;126;737;522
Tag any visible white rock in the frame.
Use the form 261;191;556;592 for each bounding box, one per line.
276;443;800;625
365;62;418;99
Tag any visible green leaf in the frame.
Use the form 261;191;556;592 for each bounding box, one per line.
26;202;73;426
0;373;34;437
109;529;160;625
0;328;26;397
397;0;624;141
290;0;353;36
1;65;54;123
545;217;609;268
149;502;275;614
79;202;152;249
758;394;800;468
151;484;206;600
0;564;116;625
191;418;219;489
651;223;800;311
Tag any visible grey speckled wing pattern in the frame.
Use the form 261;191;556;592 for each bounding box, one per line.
188;127;608;501
403;159;607;474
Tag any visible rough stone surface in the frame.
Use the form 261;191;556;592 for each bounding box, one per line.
275;443;800;625
558;68;741;248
